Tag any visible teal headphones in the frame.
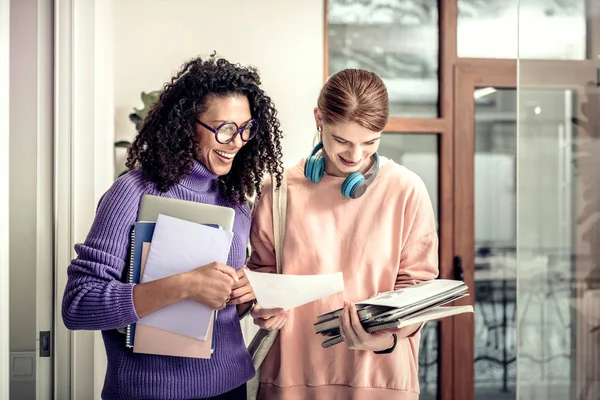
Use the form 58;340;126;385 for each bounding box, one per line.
304;141;380;199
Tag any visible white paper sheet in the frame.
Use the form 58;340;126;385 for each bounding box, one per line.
138;214;233;340
245;269;344;310
357;279;465;308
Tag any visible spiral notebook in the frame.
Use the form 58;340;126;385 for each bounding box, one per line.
322;305;473;348
124;221;155;348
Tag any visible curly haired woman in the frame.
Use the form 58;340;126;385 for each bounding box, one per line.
61;55;284;400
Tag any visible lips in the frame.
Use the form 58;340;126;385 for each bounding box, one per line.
338;155;360;167
214;149;237;163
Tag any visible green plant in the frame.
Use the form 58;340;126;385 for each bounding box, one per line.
128;91;160;131
114;90;160;177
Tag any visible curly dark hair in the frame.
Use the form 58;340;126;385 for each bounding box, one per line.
126;54;283;204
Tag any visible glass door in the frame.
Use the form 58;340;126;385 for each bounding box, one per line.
516;59;600;400
453;60;517;400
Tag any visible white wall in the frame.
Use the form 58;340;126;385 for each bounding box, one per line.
0;0;10;398
113;0;324;170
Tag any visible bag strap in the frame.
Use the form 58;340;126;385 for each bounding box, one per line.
272;173;287;274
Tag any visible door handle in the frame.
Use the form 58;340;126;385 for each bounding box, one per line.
453;256;464;281
40;331;51;357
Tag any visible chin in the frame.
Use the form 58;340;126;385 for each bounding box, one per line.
212;165;233;176
337;162;362;174
208;155;235;176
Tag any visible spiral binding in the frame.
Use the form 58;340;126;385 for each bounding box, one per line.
125;226;136;349
321;321;402;348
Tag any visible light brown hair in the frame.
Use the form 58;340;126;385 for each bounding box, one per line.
317;69;389;132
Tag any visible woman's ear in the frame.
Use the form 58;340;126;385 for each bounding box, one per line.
313;107;323;130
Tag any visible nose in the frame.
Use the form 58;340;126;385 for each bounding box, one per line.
231;132;244;148
349;146;362;162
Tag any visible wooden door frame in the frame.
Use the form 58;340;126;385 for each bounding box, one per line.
453;58;517;400
452;58;598;400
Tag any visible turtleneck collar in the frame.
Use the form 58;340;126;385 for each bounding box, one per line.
179;159;218;193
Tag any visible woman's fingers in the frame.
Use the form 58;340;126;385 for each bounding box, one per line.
272;313;288;330
228;292;255;305
252;307;285;319
214;263;238;282
348;303;370;344
252;311;288;330
340;303;360;348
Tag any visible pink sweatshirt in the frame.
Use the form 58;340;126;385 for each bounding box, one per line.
247;158;439;400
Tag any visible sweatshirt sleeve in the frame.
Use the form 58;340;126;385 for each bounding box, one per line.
61;176;142;331
246;177;277;274
395;176;439;290
393;175;439;339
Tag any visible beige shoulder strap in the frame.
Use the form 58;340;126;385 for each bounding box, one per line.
271;172;287;274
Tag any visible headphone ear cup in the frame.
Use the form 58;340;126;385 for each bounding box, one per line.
341;172;365;198
304;156;313;179
305;154;325;183
311;155;325;183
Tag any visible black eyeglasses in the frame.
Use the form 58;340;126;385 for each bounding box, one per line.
196;119;259;144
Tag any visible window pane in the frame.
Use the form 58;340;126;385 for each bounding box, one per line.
458;0;586;59
518;88;583;399
328;0;439;118
379;133;439;224
474;88;517;399
379;133;439;400
378;133;439;399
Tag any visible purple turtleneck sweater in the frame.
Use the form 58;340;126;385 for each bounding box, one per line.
62;161;255;400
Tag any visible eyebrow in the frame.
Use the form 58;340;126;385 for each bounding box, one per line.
332;134;381;143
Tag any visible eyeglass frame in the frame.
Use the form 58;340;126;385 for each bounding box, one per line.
195;119;259;144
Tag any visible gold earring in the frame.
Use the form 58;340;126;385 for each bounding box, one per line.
313;127;322;146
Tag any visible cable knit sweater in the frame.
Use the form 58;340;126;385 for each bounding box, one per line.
61;161;254;400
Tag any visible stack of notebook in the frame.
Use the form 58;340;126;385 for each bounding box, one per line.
122;194;235;359
314;279;474;348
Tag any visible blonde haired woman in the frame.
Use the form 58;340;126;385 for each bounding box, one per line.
247;69;439;400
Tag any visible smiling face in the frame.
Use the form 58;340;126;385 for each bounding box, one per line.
195;95;252;176
314;108;381;177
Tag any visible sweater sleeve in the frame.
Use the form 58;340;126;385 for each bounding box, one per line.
246;177;277;274
62;176;143;331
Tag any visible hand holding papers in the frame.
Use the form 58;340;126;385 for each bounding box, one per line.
244;269;345;310
134;242;215;359
315;279;474;348
137;214;233;340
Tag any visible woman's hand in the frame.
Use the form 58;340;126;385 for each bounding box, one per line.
251;304;288;330
183;262;238;310
339;302;395;352
228;268;256;305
